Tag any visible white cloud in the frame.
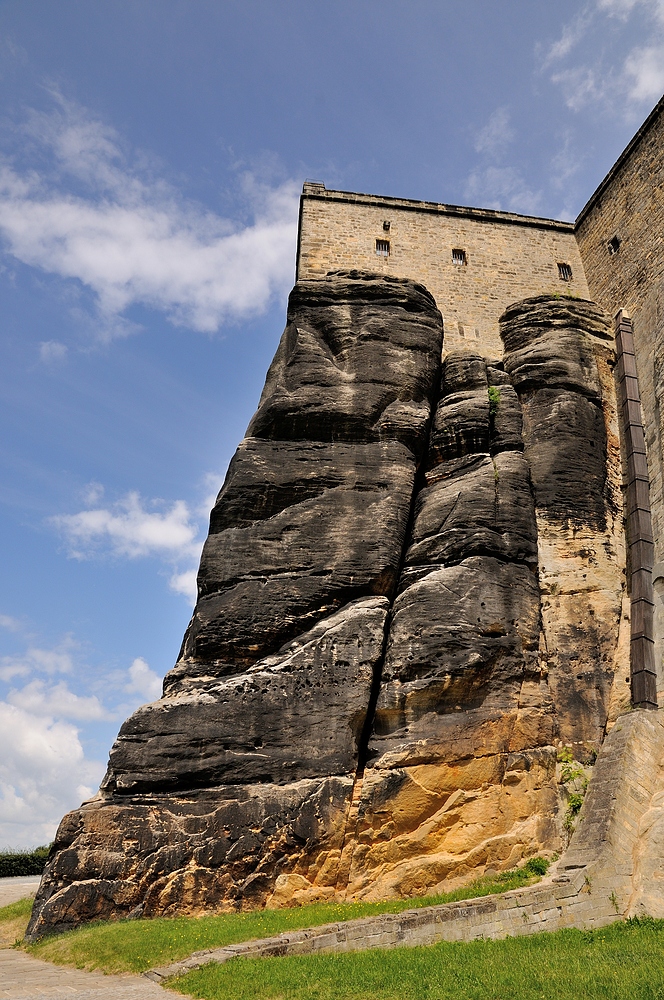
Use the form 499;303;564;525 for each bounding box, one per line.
82;481;104;505
169;568;199;603
39;340;67;362
0;614;21;632
464;166;542;216
125;657;162;703
550;66;606;112
0;632;168;846
0;638;76;682
52;491;200;560
474;107;514;158
50;479;224;603
0;702;104;847
542;10;594;67
198;471;224;519
545;1;664;112
7;679;109;721
625;43;664;99
597;0;648;18
0;96;299;338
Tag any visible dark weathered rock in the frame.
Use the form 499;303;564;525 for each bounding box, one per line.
178;273;443;676
30;776;353;934
179;440;415;672
404;452;538;570
27;272;445;940
28;290;626;937
105;598;388;794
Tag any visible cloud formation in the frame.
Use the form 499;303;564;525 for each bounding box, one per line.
0;702;103;848
465;166;541;216
466;107;541;216
473;107;515;157
39;340;67;362
0;622;164;846
0;637;76;682
52;491;200;560
125;657;162;703
51;489;204;602
544;1;664;112
50;473;226;603
0;96;299;338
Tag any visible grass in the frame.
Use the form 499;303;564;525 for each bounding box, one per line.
26;860;548;975
168;918;664;1000
0;897;34;948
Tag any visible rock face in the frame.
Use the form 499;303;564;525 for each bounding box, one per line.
27;280;627;940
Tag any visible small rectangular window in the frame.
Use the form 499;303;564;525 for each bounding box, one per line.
452;248;467;265
558;262;573;281
375;239;390;256
608;235;621;255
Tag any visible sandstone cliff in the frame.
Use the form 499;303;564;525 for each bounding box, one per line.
27;275;626;939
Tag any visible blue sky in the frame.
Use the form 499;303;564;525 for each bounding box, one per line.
0;0;662;848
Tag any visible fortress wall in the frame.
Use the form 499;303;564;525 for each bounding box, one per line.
298;185;589;356
575;96;664;699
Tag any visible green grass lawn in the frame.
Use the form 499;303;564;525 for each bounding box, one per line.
168;918;664;1000
25;861;547;975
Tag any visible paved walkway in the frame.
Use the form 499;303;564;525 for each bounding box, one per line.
0;951;176;999
1;879;182;999
0;878;41;908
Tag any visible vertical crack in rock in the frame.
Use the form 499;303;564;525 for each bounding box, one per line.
337;405;442;894
344;348;547;903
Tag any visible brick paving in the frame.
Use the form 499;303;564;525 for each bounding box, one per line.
0;951;175;999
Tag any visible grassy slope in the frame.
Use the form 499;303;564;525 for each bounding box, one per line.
169;919;664;1000
26;866;544;975
0;898;34;948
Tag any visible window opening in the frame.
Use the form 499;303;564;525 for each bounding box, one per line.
608;235;621;255
452;248;467;265
375;239;390;256
558;262;573;281
383;220;391;231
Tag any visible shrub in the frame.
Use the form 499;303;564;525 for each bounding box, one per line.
0;846;50;877
523;856;549;877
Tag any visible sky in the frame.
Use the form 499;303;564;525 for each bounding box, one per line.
0;0;662;849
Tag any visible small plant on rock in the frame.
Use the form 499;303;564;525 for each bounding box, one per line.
488;385;501;422
523;856;549;877
558;748;589;836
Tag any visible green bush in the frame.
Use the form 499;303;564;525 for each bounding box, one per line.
0;846;50;877
523;856;549;877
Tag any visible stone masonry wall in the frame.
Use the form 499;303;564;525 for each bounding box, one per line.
298;185;589;356
576;95;664;700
